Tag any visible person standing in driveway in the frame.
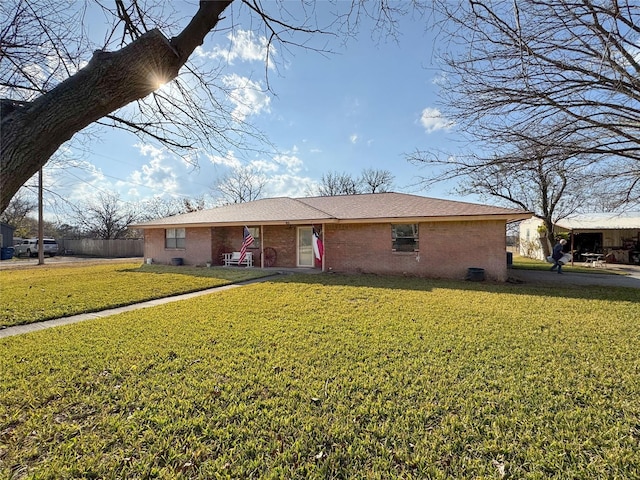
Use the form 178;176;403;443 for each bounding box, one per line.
550;239;568;274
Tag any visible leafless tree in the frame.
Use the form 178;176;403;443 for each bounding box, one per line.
1;0;422;213
360;168;394;193
72;192;139;239
139;195;207;221
0;189;63;239
315;169;394;196
418;0;640;207
0;190;37;233
181;196;207;213
212;165;267;204
317;171;361;196
410;130;594;248
138;197;185;221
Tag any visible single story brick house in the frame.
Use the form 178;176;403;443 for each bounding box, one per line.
132;193;531;281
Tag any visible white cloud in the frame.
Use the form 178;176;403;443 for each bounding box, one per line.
222;73;271;122
44;156;111;205
129;143;179;195
265;173;317;198
420;107;455;133
206;150;242;169
431;72;448;87
135;143;164;159
273;154;303;173
249;159;279;173
202;144;313;198
197;29;275;68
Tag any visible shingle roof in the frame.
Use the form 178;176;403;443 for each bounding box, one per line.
135;197;331;227
132;192;531;228
300;193;526;220
555;212;640;230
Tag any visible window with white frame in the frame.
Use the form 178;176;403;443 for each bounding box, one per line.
165;228;185;249
392;224;419;252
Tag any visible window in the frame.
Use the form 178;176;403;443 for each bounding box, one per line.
248;227;260;248
165;228;185;249
392;224;418;252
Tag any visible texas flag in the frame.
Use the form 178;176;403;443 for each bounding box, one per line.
312;227;324;261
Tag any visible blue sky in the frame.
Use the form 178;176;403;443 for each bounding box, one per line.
39;2;465;218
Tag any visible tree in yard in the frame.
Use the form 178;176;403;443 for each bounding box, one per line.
73;192;139;239
410;128;595;252
0;196;71;238
414;0;640;208
2;0;231;213
211;165;267;205
139;195;207;221
315;169;394;196
0;190;37;237
317;171;362;196
56;223;84;239
1;0;420;214
360;168;395;193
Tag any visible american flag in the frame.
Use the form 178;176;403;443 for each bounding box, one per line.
238;226;254;264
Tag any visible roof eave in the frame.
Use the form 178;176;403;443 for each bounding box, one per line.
131;213;532;229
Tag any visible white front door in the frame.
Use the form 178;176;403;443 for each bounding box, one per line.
297;227;314;267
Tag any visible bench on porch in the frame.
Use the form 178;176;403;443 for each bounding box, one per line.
222;251;253;267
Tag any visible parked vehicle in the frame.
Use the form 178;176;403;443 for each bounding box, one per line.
13;238;59;257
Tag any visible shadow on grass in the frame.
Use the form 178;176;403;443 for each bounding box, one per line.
121;264;275;282
263;271;640;304
122;264;639;304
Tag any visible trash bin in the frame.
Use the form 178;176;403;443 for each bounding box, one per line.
465;267;485;281
170;257;184;266
0;247;14;260
506;251;513;267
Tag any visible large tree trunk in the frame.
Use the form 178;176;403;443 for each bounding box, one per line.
0;0;233;213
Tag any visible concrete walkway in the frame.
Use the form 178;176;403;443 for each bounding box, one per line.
0;276;274;339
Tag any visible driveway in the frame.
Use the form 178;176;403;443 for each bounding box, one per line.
507;264;640;289
0;256;143;270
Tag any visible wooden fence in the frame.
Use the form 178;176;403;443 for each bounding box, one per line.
60;239;143;258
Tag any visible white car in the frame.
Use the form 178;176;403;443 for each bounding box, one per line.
14;238;59;257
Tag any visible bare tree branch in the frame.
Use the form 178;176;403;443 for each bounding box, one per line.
211;165;267;204
72;192;139;239
420;0;640;207
1;0;426;213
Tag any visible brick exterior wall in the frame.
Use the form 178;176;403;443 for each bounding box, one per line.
144;227;214;266
323;221;508;281
144;225;301;268
144;220;508;280
261;225;297;267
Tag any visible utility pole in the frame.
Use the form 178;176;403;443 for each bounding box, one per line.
38;168;44;265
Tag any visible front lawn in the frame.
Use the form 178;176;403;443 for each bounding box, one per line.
0;263;273;328
1;274;638;478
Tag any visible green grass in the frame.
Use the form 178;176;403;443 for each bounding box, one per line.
0;263;273;328
1;272;639;478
